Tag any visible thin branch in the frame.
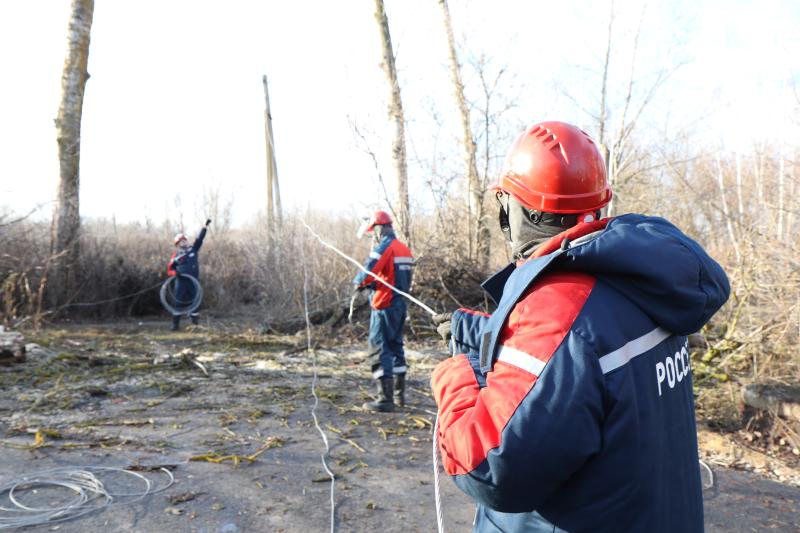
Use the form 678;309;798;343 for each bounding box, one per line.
349;119;400;224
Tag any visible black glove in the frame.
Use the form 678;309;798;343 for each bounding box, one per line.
205;218;212;227
431;312;453;342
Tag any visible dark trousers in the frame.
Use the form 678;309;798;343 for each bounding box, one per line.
174;276;197;309
473;506;566;533
367;300;407;379
172;276;200;324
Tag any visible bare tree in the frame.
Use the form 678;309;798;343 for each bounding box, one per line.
597;0;615;175
350;120;401;225
590;1;678;216
715;152;741;263
51;0;94;305
778;141;786;240
373;0;411;244
437;0;488;267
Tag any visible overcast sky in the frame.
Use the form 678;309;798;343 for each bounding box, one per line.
1;0;798;228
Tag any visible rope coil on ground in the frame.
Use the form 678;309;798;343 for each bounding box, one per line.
159;274;203;315
0;466;174;530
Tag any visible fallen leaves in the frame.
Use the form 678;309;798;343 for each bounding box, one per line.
189;436;284;466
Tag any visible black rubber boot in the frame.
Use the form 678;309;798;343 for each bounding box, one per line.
363;377;394;412
170;315;180;331
190;313;199;325
394;373;406;407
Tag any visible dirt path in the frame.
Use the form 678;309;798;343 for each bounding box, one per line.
0;320;798;532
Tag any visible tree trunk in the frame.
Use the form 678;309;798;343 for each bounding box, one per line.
754;145;765;218
716;152;741;263
742;383;800;423
778;143;785;240
51;0;94;306
735;151;744;221
598;0;614;216
438;0;488;268
373;0;411;245
0;330;26;366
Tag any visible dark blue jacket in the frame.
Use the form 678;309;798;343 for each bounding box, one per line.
431;215;730;533
168;227;207;279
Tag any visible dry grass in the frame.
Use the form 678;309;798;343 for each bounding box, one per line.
2;147;800;442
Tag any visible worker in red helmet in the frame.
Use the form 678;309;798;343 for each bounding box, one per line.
353;210;414;412
167;218;211;331
430;121;729;532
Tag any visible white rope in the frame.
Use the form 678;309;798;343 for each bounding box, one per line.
301;221;437;316
699;459;714;490
302;220;445;532
0;466;173;529
348;291;358;324
432;415;445;533
301;239;336;533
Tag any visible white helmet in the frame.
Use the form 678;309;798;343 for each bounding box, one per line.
173;233;188;246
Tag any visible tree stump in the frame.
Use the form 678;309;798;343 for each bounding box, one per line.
742;383;800;423
0;330;26;365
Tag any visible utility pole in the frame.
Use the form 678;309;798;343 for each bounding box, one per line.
263;75;282;250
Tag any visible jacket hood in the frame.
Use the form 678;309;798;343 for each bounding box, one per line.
561;214;730;335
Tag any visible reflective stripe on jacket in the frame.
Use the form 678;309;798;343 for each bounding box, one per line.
432;215;730;533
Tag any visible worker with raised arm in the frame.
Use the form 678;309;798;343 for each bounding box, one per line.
353;211;414;412
167;218;211;331
430;121;730;532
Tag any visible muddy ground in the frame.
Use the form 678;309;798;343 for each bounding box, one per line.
1;319;799;532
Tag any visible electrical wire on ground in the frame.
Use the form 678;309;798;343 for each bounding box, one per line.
0;466;173;530
62;280;165;308
30;274;201;316
300;239;337;533
13;277;183;329
301;221;445;533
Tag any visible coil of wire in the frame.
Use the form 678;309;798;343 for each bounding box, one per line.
160;274;203;316
0;466;174;529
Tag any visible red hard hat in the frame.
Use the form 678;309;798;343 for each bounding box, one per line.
366;210;392;232
491;121;612;214
173;233;188;246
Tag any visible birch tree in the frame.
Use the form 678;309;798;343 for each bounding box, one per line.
51;0;94;305
437;0;488;268
373;0;411;243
